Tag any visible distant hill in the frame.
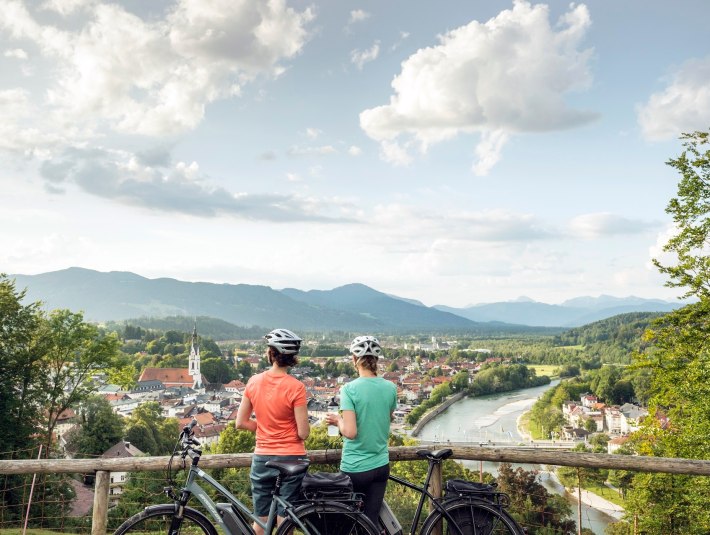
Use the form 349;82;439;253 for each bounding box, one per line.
435;296;684;327
103;316;266;341
11;268;382;331
552;312;664;363
10;268;496;333
281;283;474;330
10;267;682;332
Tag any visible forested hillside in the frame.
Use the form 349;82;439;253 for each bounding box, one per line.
104;316;267;341
551;312;662;364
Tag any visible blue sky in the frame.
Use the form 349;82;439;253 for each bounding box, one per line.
1;0;709;307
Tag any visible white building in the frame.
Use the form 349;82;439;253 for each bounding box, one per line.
102;441;145;501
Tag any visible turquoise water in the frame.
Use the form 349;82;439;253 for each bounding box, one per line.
417;382;617;534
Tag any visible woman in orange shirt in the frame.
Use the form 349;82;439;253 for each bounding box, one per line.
236;328;310;535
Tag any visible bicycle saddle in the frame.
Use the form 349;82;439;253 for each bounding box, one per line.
416;449;453;460
265;460;310;476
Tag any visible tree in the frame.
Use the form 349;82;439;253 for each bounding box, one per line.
496;463;575;533
0;276;49;525
625;130;710;534
590;365;620;403
124;402;179;455
204;426;256;507
0;275;46;459
652;130;710;299
450;370;469;392
68;396;125;457
41;309;122;454
201;357;236;384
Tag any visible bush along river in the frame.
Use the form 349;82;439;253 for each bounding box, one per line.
416;381;617;535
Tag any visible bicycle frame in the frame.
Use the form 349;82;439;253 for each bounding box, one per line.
387;460;466;535
175;463;310;535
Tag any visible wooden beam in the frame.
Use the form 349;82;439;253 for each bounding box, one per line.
2;446;710;476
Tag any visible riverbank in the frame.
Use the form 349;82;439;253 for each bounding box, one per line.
517;408;626;524
568;487;625;521
410;392;466;436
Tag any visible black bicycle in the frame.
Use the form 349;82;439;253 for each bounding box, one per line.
113;420;379;535
378;448;526;535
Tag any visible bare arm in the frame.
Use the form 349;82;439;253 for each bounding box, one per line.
339;410;357;439
294;404;310;440
235;396;257;432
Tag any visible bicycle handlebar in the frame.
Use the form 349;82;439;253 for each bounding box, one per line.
179;418;202;454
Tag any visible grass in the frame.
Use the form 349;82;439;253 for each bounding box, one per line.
0;530;81;535
529;364;560;378
518;411;545;440
582;481;627;508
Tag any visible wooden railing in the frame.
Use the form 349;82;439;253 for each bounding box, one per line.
3;445;710;535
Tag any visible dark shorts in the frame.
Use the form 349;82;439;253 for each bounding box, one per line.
250;454;308;517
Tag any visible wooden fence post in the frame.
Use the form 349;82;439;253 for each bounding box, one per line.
92;471;110;535
576;468;582;535
429;462;443;535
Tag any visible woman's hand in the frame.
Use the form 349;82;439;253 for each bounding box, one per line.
325;413;339;426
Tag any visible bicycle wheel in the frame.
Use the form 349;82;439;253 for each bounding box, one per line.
420;499;524;535
113;504;219;535
276;502;380;535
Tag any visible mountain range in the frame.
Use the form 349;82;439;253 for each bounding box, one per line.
8;267;685;332
434;295;683;327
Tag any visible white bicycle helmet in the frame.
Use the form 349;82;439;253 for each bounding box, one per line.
265;328;302;355
349;335;382;358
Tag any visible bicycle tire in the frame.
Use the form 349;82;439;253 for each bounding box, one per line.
113;504;219;535
276;501;380;535
419;498;525;535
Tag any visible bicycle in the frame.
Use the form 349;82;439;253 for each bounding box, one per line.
378;448;526;535
113;420;380;535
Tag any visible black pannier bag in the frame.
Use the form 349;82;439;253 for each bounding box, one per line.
300;471;354;500
445;479;501;502
297;472;361;535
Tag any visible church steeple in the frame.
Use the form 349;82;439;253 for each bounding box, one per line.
188;320;201;389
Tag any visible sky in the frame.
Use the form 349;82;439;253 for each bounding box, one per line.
1;0;709;308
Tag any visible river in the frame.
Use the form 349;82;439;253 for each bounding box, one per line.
416;381;616;534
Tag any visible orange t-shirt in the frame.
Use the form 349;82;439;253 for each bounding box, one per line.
244;370;307;455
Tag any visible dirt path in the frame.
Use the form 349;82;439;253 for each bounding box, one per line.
69;478;94;517
569;487;625;520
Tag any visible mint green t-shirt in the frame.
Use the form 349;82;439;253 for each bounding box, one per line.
339;376;398;473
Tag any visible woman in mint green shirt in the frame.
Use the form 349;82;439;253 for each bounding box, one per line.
325;336;398;527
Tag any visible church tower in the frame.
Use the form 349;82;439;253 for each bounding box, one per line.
188;322;202;389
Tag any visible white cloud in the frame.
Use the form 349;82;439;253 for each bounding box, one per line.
305;127;321;139
360;1;597;173
638;55;710;141
37;146;354;222
349;9;370;24
380;140;412;166
286;172;302;182
471;130;509;176
351;40;380;70
40;0;94;15
348;145;362;156
4;48;27;59
390;31;410;52
287;145;338;157
569;212;656;239
0;88;70;156
0;0;314;138
647;224;679;270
